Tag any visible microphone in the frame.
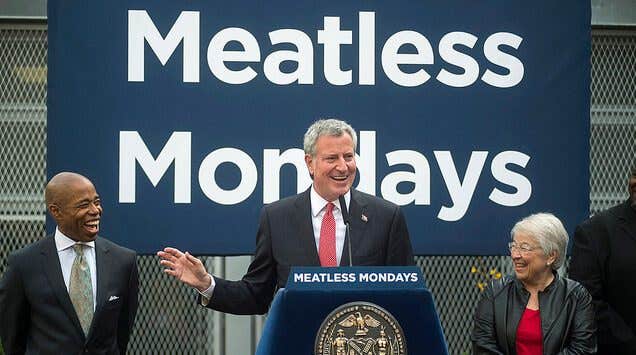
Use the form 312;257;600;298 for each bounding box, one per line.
339;194;353;267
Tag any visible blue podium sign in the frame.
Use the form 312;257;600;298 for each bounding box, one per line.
256;267;448;355
48;0;590;255
288;266;425;290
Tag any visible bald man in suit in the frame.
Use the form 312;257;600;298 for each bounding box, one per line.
0;172;139;354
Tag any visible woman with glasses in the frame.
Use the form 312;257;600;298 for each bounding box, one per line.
471;213;596;354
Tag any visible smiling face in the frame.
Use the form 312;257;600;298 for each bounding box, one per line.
510;231;555;287
305;133;357;202
49;177;102;242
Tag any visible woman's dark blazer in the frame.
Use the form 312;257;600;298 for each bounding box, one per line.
471;273;596;355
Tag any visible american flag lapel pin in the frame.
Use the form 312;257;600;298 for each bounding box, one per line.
361;214;368;223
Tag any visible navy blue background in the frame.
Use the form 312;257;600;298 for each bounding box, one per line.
48;0;590;255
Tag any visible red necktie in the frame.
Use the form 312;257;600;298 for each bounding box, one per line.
319;202;337;267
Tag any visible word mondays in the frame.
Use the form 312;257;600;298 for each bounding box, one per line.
293;272;420;283
119;131;532;222
128;10;524;88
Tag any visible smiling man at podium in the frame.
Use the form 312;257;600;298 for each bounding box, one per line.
158;118;414;315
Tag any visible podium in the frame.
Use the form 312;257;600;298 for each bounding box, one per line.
255;267;448;355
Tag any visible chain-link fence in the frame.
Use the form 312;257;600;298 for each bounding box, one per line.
1;24;634;354
590;30;636;213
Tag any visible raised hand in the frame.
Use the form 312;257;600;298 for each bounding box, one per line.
157;247;212;292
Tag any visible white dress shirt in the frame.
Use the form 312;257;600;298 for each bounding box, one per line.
310;186;349;266
55;227;97;311
199;186;351;301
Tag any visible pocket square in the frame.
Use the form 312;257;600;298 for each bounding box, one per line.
108;295;120;302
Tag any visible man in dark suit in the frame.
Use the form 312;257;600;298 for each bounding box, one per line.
0;172;139;354
158;118;414;315
569;166;636;355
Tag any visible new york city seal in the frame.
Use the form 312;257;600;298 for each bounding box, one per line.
314;302;406;355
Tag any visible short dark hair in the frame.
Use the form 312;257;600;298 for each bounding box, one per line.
630;166;636;177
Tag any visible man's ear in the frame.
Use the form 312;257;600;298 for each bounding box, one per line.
305;154;314;178
48;204;61;219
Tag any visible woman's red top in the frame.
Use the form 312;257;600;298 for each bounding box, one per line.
516;308;543;355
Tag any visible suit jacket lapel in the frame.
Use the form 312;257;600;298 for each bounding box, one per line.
295;188;320;265
89;237;111;339
40;236;85;338
340;189;369;266
617;200;636;243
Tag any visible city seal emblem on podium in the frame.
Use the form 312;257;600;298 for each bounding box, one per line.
314;302;407;355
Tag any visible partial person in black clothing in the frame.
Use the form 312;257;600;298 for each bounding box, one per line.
569;166;636;354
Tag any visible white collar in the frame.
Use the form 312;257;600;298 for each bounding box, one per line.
310;186;351;217
55;227;96;252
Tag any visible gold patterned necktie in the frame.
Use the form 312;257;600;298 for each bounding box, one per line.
69;243;94;335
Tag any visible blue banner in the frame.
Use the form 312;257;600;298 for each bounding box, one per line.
47;0;590;255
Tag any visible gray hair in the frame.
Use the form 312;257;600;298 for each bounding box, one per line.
303;119;357;157
510;212;568;270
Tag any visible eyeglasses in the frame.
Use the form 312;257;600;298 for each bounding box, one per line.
508;242;540;254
